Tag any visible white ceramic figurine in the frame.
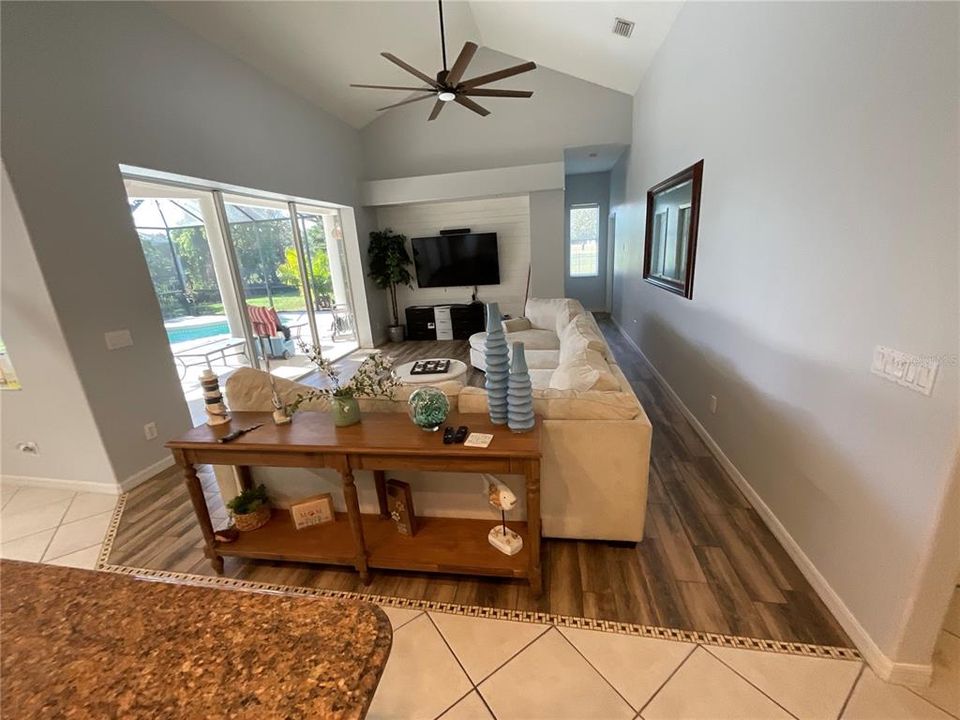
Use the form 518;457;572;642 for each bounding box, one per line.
482;474;523;556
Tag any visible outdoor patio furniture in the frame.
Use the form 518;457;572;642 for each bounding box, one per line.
173;337;248;379
247;305;298;360
331;304;356;342
282;313;310;339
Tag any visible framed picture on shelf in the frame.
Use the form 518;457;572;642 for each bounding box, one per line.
290;493;335;530
386;479;418;536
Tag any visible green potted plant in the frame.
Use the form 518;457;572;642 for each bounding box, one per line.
368;228;413;343
227;484;271;532
294;343;401;427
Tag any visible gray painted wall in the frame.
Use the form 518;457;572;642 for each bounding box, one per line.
529;190;566;298
611;1;959;664
2;167;115;487
564;172;611;311
361;47;632;180
0;2;380;484
607;151;629;312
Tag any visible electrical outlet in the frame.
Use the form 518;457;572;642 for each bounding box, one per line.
16;441;39;455
709;395;718;414
143;422;158;441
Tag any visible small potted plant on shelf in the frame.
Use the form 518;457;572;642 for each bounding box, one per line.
294;343;401;427
227;484;271;532
367;228;413;343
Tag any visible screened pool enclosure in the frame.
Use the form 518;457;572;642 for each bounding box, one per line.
125;178;360;423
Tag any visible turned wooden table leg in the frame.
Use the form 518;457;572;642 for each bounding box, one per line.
341;464;371;584
235;465;254;492
526;459;543;598
374;470;389;519
180;455;223;575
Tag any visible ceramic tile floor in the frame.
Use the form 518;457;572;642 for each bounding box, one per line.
0;483;117;568
369;606;959;720
1;480;957;720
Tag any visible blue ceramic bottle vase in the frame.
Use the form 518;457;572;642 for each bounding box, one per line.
483;302;510;425
507;342;535;433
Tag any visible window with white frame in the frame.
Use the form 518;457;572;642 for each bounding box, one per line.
569;203;600;277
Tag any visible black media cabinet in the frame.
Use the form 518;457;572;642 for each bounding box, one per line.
405;303;485;341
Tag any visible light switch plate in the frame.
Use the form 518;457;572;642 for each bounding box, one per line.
104;329;133;350
871;345;938;396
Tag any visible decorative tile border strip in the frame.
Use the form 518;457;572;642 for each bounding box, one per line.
98;492;861;663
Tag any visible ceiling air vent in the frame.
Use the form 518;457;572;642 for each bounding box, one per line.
612;17;635;38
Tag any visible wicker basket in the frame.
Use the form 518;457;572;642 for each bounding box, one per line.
232;505;271;532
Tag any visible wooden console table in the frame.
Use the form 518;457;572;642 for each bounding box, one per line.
166;411;543;596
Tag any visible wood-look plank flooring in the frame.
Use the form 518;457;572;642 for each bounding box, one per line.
107;317;851;648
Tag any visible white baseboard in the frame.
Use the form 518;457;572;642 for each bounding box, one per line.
2;456;177;497
120;456;175;492
610;319;932;686
0;473;120;495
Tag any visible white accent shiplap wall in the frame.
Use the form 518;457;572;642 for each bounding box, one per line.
375;195;531;319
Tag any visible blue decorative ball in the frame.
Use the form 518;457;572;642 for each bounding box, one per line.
407;386;450;431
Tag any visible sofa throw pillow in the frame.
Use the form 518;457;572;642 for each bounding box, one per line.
560;313;610;362
525;298;584;333
549;349;620;392
554;299;585;336
502;317;532;333
558;330;591;365
566;314;610;359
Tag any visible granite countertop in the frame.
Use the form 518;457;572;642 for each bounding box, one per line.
0;561;392;719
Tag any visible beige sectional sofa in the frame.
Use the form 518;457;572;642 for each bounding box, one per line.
216;298;652;542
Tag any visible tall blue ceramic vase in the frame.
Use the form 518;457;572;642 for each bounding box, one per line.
507;342;535;433
484;303;509;425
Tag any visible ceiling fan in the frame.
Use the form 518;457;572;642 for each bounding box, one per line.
351;0;536;121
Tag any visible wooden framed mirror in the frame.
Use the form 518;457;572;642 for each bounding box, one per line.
643;160;704;299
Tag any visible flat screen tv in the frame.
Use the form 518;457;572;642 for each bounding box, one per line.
411;232;501;288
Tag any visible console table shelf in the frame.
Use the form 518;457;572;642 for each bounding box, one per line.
166;411;542;595
220;511;529;578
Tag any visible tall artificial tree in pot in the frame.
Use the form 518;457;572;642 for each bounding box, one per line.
368;229;413;343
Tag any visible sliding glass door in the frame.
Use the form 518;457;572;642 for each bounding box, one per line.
295;204;359;361
126;181;254;423
125;179;360;423
220;195;316;376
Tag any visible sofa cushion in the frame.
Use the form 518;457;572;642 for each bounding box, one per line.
526;349;561;369
549;349;620;392
505;328;560;350
528;368;555;389
224;367;462;414
457;381;641;421
502;317;532;333
470;327;559;352
560;314;610;360
524;298;584;335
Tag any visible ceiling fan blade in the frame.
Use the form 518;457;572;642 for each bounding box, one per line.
377;93;437;111
444;41;478;87
454;95;490;117
351;84;435;91
428;100;445;121
381;53;441;89
460;61;537;89
461;89;533;98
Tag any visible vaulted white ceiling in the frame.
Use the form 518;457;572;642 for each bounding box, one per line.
159;1;683;129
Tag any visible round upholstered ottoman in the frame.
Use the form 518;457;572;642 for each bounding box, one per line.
468;331;488;371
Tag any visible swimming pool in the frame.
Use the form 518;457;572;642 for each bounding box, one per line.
167;321;230;344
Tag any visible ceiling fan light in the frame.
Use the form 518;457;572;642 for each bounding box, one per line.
437;90;456;102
